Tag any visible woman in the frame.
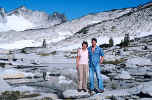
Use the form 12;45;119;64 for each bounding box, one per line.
76;41;89;92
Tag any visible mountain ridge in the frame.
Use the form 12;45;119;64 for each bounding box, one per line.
0;6;67;32
0;2;152;50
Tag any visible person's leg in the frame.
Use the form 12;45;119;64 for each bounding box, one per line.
86;64;89;88
89;64;95;91
82;64;88;90
78;64;83;90
86;64;89;80
95;64;104;90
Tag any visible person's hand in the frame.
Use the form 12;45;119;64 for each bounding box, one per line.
100;57;104;64
76;63;79;70
100;60;103;64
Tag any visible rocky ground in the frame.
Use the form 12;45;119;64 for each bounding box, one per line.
0;35;152;100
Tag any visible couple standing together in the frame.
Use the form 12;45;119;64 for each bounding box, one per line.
76;38;104;94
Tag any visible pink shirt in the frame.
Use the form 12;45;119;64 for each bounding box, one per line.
78;48;88;65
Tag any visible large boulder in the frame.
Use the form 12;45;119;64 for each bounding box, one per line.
63;89;90;99
1;68;34;79
140;85;152;97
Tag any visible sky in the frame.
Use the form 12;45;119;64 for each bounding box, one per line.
0;0;152;20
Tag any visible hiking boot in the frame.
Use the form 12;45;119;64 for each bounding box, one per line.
97;89;104;93
82;89;87;92
77;89;82;92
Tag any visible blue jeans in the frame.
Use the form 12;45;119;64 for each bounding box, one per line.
89;63;104;90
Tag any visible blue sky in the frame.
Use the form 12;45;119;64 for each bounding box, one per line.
0;0;152;20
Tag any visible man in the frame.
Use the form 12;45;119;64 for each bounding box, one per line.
88;38;104;94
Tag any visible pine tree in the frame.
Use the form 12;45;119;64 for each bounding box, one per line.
109;37;114;47
42;39;47;48
124;34;130;47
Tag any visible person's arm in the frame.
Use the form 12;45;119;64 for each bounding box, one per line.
100;48;104;64
100;56;104;64
76;49;80;70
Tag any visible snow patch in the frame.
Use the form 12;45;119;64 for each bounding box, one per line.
6;15;35;31
0;15;35;32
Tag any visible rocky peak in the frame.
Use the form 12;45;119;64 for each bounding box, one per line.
6;6;67;28
8;6;31;16
0;7;7;23
137;1;152;9
0;7;6;17
18;6;27;11
51;12;67;23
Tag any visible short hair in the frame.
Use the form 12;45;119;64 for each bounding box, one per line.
91;38;97;43
82;41;88;47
